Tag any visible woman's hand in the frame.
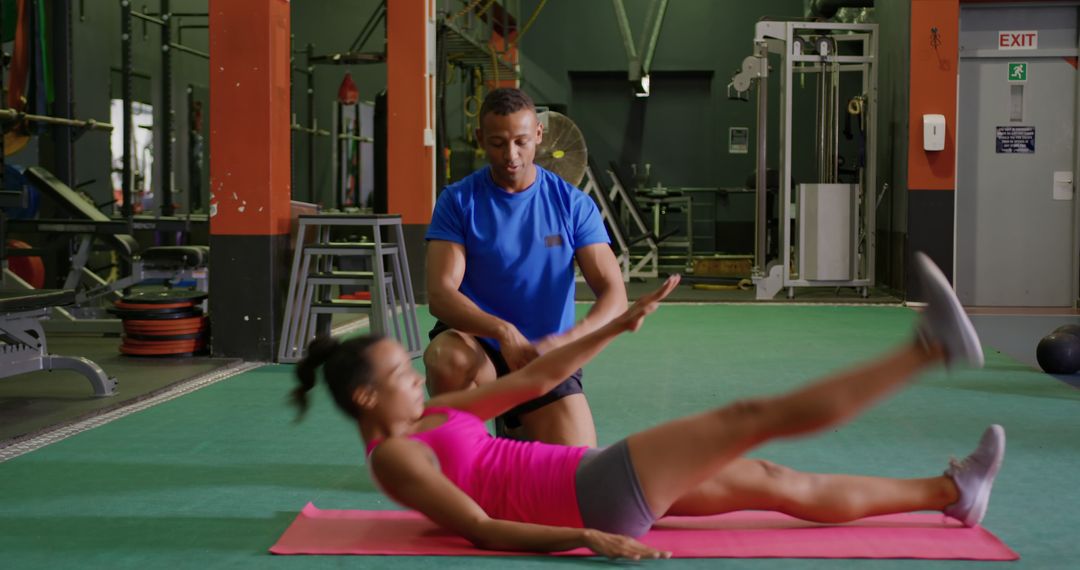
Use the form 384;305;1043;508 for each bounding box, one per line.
498;324;540;370
582;528;671;560
613;274;681;333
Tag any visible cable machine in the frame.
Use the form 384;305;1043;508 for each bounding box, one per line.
731;21;878;299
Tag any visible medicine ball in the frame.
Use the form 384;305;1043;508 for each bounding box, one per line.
1051;324;1080;338
1036;333;1080;375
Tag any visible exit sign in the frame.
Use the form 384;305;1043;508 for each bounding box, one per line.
998;30;1038;50
1008;62;1028;82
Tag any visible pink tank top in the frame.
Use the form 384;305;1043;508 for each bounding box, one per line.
366;407;588;527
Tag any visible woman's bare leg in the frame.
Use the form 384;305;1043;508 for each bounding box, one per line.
665;457;957;523
626;252;989;516
624;253;994;523
626;341;945;517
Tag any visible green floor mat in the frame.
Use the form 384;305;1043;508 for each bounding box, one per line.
1;304;1077;569
0;334;239;443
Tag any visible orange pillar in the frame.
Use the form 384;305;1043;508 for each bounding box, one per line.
905;0;961;297
908;0;960;191
208;0;293;359
386;0;436;302
387;0;436;223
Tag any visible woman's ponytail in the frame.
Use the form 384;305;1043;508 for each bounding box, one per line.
292;335;340;420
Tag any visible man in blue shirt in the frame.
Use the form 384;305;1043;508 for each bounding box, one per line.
425;88;627;446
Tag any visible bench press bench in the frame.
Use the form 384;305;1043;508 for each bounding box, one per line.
20;167;209;307
0;289;116;396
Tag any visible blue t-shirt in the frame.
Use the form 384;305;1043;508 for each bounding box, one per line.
426;165;610;345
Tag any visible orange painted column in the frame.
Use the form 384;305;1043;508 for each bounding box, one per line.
208;0;293;359
387;0;436;224
386;0;437;304
908;0;960;191
905;0;961;298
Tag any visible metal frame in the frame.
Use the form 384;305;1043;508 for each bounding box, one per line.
578;166;660;281
120;1;209;218
0;307;116;396
611;0;668;94
736;21;878;299
579;166;628;282
441;0;519;83
278;215;421;363
0;2;110;190
330;101;376;210
3;214;211;333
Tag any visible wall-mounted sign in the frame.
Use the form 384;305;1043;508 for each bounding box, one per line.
1008;62;1028;82
998;31;1038;50
996;126;1035;153
729;127;749;154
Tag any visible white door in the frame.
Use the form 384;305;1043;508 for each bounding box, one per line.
956;6;1079;307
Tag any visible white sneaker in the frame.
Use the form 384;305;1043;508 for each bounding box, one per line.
914;252;984;368
944;424;1006;527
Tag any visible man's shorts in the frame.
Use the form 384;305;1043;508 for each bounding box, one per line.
428;320;584;429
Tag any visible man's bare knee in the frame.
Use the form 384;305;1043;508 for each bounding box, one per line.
424;332;491;395
424;347;475;394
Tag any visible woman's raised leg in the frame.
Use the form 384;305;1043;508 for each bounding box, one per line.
625;253;986;519
626;341;943;517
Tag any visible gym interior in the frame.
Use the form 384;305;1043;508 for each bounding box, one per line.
1;0;1078;567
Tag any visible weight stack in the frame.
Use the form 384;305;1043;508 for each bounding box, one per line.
109;290;210;357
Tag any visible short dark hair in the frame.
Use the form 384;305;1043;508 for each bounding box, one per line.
479;88;535;120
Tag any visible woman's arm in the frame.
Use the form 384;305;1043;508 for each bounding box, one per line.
535;243;628;353
370;438;668;559
426;275;680;421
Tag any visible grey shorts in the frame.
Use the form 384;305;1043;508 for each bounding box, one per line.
574;439;657;538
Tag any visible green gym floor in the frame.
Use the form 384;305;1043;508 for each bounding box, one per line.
1;301;1079;569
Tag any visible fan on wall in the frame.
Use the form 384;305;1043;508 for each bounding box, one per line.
535;110;588;187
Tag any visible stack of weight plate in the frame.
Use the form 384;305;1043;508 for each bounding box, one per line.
110;290;209;356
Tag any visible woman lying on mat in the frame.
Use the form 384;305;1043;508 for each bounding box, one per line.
292;253;1005;561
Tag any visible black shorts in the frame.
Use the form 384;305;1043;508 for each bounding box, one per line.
428;320;584;429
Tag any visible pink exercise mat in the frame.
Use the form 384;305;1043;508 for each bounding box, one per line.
270;503;1019;560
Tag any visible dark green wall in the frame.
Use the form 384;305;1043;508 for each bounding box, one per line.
517;0;808;192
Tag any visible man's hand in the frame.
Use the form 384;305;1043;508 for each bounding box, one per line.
582;529;671;560
498;325;540;370
612;275;681;333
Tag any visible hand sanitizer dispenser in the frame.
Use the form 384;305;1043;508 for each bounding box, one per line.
923;114;946;151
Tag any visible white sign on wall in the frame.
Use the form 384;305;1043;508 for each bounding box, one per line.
998;31;1038;50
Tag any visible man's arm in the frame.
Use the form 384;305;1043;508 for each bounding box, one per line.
428;276;678;421
371;437;668;559
537;243;627;352
426;240;537;368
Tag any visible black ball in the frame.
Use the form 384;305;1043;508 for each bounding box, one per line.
1036;333;1080;375
1052;324;1080;338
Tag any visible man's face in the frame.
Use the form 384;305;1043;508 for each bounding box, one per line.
477;109;543;190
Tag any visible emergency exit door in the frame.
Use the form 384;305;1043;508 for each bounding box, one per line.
956;6;1079;307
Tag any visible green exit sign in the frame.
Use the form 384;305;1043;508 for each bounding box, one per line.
1008;62;1028;82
